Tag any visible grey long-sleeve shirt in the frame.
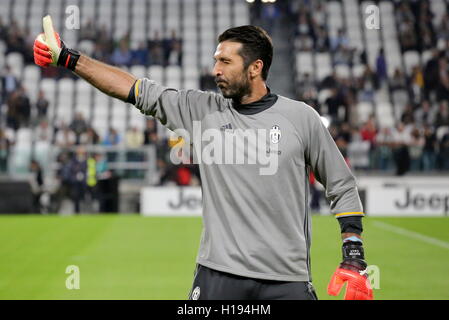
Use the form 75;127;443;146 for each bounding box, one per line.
134;78;364;281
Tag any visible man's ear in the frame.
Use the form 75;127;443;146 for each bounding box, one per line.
249;59;264;79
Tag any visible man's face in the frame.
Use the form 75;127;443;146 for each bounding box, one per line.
213;41;251;100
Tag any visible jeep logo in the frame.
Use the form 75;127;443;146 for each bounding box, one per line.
394;189;449;214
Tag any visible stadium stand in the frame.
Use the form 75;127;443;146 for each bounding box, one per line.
0;0;448;194
292;0;449;173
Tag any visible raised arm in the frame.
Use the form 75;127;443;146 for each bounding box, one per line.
33;15;229;135
74;55;136;101
33;15;136;102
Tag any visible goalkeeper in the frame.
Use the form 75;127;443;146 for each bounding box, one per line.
33;17;373;300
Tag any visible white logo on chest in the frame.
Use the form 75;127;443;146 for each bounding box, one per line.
270;125;281;144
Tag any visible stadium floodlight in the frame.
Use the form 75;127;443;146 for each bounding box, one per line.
246;0;255;3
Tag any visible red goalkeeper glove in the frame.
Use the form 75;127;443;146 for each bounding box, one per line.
327;240;374;300
33;15;80;70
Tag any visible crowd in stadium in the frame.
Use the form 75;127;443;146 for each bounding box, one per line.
288;0;449;175
1;0;449;196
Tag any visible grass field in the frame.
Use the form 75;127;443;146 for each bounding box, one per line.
0;215;448;300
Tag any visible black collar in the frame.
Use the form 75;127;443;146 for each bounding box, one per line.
232;89;278;115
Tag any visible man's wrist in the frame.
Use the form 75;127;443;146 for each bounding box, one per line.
343;235;363;243
57;42;80;70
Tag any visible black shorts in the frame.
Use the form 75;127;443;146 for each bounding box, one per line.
188;264;318;300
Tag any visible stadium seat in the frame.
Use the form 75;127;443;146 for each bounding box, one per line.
315;53;332;81
75;80;92;119
130;66;147;79
81;0;96;25
357;102;374;123
6;53;24;79
11;0;28;30
78;40;95;57
34;141;51;171
404;51;421;74
148;66;164;84
40;79;57;120
296;52;314;76
0;0;11;23
56;79;75;124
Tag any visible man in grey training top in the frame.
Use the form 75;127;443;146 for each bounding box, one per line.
34;18;373;300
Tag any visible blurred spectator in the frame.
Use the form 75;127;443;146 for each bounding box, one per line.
55;123;76;148
79;19;96;41
409;127;425;171
29;159;44;213
168;40;182;66
390;68;407;91
1;65;19;103
0;128;11;173
125;126;145;176
0;17;7;40
335;122;352;158
392;122;412;175
103;127;121;163
423;49;441;98
126;126;144;148
375;127;395;170
35;90;49;121
157;158;174;185
399;19;417;52
376;49;388;85
16;86;31;128
410;66;425;103
437;13;449;43
422;124;437;170
434;101;449;128
144;119;158;145
111;39;132;67
79;126;100;145
297;72;318;105
131;41;150;66
360;117;377;166
53;151;72;213
148;31;164;65
347;127;371;170
325;87;346;122
69;112;88;144
359;65;379;101
175;165;192;186
314;26;330;52
163;30;181;66
330;29;350;52
400;104;415;125
69;147;88;213
437;131;449;170
103;127;121;146
5;87;31;129
437;57;449;102
414;100;436;127
36;119;52;142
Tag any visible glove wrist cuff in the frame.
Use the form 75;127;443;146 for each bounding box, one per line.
57;45;80;71
342;241;365;260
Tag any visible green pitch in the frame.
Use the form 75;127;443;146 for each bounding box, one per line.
0;215;448;300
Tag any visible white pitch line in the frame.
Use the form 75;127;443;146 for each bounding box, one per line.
372;221;449;250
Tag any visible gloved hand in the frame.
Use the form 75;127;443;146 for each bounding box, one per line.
327;240;373;300
33;15;80;70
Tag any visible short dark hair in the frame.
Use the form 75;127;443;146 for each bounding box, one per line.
218;25;273;81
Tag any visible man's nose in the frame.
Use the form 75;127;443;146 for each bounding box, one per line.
213;65;222;77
